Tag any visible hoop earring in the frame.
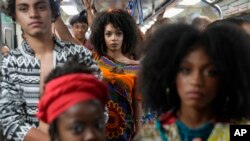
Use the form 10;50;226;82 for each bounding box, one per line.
166;87;170;96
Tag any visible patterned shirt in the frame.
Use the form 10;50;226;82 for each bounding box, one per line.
0;37;101;141
134;121;230;141
97;56;141;141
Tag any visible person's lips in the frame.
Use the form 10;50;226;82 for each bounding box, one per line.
28;21;42;27
186;90;204;99
110;43;118;47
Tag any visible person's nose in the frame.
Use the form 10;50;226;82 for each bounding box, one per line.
111;34;117;41
78;27;84;32
190;71;204;87
29;7;39;19
83;128;97;141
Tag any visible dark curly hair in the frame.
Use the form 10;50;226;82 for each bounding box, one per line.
1;0;60;21
90;9;139;57
69;10;88;26
44;56;102;141
209;17;249;27
140;23;250;121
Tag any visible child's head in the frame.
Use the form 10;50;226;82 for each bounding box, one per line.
140;23;250;120
37;57;108;141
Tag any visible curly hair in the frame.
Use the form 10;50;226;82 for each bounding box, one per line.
45;56;102;141
140;23;250;121
1;0;60;21
208;18;249;29
90;9;139;57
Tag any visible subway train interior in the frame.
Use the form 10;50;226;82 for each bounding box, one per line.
1;0;250;141
1;0;250;51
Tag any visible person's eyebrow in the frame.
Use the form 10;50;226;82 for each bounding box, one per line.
16;0;47;7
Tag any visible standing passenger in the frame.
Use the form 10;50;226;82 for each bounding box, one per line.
135;23;250;141
37;59;108;141
0;0;100;141
69;11;94;51
90;9;142;141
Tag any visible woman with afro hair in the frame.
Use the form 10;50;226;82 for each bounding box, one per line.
134;23;250;141
90;9;142;141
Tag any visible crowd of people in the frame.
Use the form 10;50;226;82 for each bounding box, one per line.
1;0;250;141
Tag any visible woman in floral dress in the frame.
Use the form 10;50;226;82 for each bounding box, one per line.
90;9;142;141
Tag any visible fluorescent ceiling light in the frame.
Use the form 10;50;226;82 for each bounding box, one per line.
140;27;147;34
163;8;184;18
144;24;152;30
179;0;200;6
149;20;155;25
61;5;79;15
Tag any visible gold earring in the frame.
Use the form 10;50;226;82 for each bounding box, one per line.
166;87;170;95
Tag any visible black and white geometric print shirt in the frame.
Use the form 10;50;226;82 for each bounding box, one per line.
0;37;101;141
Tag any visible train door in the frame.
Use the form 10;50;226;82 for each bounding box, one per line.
1;12;15;49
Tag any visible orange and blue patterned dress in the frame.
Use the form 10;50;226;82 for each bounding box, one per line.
97;56;141;141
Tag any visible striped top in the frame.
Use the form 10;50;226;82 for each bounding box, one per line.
0;37;100;141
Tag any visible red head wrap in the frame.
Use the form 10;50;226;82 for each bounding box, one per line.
37;73;108;124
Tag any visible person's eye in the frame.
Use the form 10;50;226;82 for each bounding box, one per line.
82;25;88;29
179;67;191;75
95;120;105;130
116;31;123;36
18;7;28;12
71;124;84;134
37;5;46;10
204;69;218;77
105;32;112;37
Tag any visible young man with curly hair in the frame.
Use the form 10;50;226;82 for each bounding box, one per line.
0;0;100;141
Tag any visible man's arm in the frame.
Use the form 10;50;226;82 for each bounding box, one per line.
132;78;142;134
82;0;94;26
53;17;77;44
133;99;142;134
0;55;49;141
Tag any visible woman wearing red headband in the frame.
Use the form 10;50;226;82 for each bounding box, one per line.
37;59;108;141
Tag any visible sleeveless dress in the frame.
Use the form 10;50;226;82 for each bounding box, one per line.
97;56;141;141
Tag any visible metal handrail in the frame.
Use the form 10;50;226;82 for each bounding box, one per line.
201;0;224;19
142;0;175;24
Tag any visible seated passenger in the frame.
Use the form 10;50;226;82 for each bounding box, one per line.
134;23;250;141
